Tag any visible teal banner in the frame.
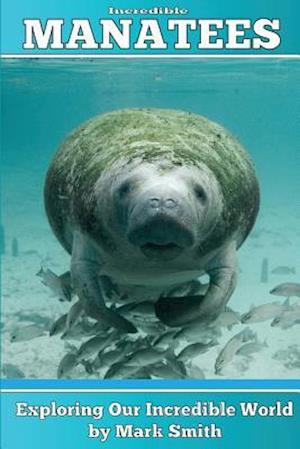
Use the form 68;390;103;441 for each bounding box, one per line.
1;388;299;448
1;0;299;55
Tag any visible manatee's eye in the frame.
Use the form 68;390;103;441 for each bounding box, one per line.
194;184;207;203
118;181;132;198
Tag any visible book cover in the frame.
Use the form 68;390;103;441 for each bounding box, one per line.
1;1;299;448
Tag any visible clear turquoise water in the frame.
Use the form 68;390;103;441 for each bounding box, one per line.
2;59;300;204
1;59;300;379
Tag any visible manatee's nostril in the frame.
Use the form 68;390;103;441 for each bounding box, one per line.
150;198;160;208
165;198;176;209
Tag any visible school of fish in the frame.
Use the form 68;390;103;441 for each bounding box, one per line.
2;265;300;379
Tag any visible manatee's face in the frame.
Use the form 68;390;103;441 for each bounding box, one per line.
97;160;223;263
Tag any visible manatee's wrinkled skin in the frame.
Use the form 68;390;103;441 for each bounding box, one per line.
44;108;260;332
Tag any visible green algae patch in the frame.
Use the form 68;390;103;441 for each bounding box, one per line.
44;108;259;254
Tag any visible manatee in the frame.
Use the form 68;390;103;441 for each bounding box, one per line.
44;108;260;332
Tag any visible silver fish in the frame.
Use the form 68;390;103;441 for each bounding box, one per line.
2;363;25;378
60;317;105;340
149;362;186;379
76;332;116;362
215;328;255;374
272;349;291;361
57;353;78;378
175;324;220;343
214;309;240;329
177;341;217;362
49;314;67;337
94;348;125;369
237;340;268;357
241;302;286;323
270;282;300;298
60;322;88;340
127;368;152;379
153;330;179;350
81;360;95;375
16;311;52;328
36;267;72;301
186;363;205;379
271;307;300;329
116;336;153;357
126;347;172;367
271;266;296;275
83;296;137;334
273;345;300;362
11;324;46;342
65;300;84;332
104;362;140;379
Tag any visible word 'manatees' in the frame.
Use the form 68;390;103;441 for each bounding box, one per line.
23;18;281;50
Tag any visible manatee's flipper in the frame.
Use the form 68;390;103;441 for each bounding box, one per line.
155;242;237;327
155;295;206;326
71;231;137;333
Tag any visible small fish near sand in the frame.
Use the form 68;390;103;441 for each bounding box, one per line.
104;362;140;379
149;361;186;379
126;347;173;368
272;345;300;362
87;340;137;374
60;318;106;341
64;300;84;333
36;267;73;302
76;332;116;363
175;323;220;343
237;339;268;357
271;266;296;275
213;308;240;330
215;327;255;375
127;368;152;379
95;347;127;370
177;341;217;363
271;306;300;330
186;363;205;379
49;314;68;337
270;282;300;298
152;330;179;350
241;301;289;324
272;345;300;370
10;324;46;343
2;363;25;379
57;353;78;379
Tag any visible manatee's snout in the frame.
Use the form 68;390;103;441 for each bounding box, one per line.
127;188;195;259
